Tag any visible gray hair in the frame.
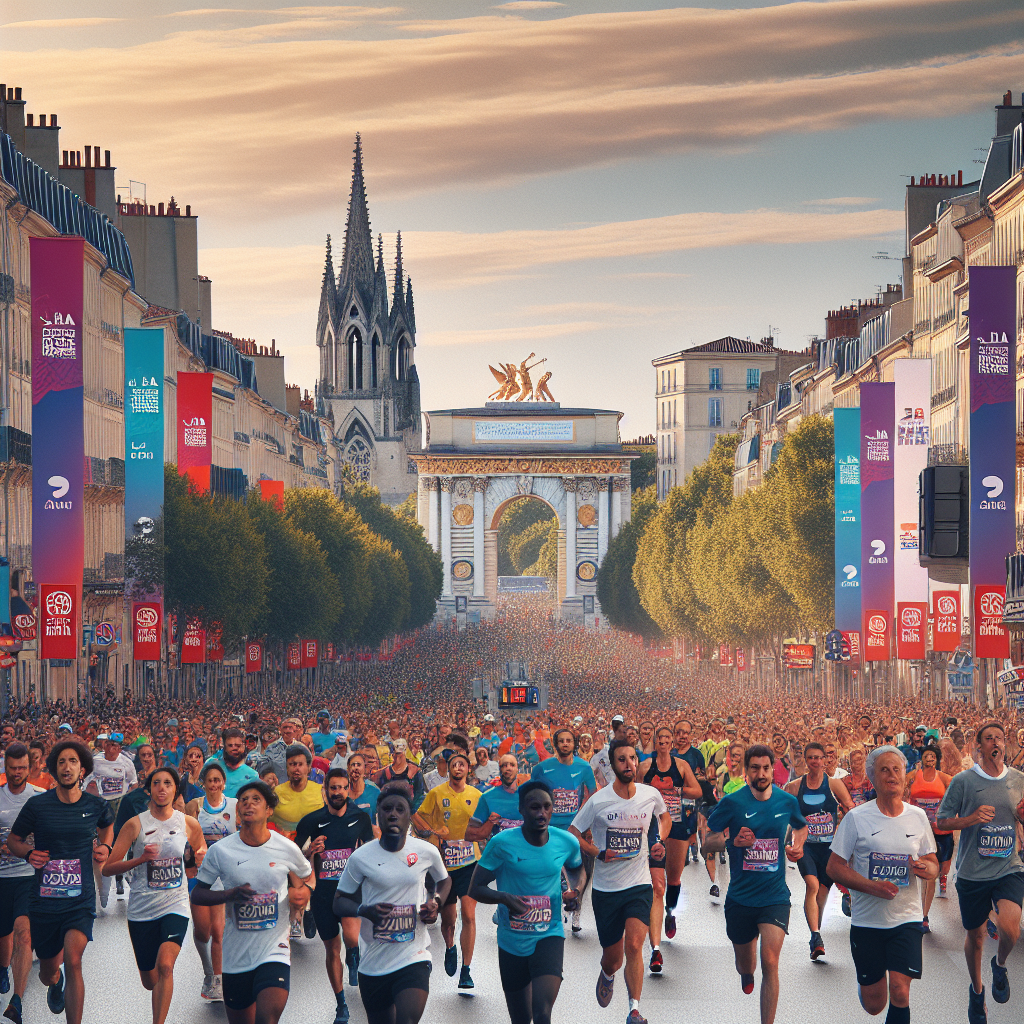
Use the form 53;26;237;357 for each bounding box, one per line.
865;745;907;786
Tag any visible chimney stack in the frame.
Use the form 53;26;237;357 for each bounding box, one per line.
26;114;33;126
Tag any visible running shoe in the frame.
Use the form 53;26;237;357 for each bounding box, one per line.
841;893;851;917
458;965;474;990
664;911;677;939
303;907;317;938
289;919;302;940
0;966;8;994
938;874;947;898
99;886;109;909
444;944;458;977
626;1010;648;1024
709;884;721;904
200;976;216;1001
571;907;582;933
920;916;929;934
650;949;663;974
346;946;360;987
334;992;350;1024
991;956;1009;1003
3;994;22;1024
810;932;825;960
46;968;65;1015
210;975;223;1002
986;919;998;941
596;971;614;1007
968;984;987;1024
115;875;124;895
741;973;755;995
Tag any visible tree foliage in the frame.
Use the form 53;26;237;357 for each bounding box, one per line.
630;450;656;492
497;497;555;576
524;519;560;581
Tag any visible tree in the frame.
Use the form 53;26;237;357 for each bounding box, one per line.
509;519;552;575
497;497;555;576
357;533;411;647
630;450;656;492
394;492;417;521
524;518;560;582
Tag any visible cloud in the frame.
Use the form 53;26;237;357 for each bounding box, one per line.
419;321;602;346
803;197;880;207
3;18;124;29
493;2;565;9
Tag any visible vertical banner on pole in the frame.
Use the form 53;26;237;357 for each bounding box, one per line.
246;641;263;673
31;238;85;660
834;408;861;646
132;603;162;660
259;480;284;511
969;266;1015;660
932;591;961;651
301;639;319;668
176;372;213;493
286;642;302;671
860;383;895;661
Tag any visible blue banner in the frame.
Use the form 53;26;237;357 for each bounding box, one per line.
834;408;861;633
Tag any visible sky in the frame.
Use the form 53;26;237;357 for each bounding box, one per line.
4;1;1024;434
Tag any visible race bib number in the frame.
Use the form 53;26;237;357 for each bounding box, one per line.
442;840;475;868
805;812;835;842
40;858;82;898
372;904;416;943
552;789;580;815
662;789;682;823
319;848;354;880
101;775;123;796
605;827;643;860
497;817;523;833
868;853;910;887
236;892;279;930
742;838;779;872
0;826;22;869
915;798;939;825
146;857;183;889
509;895;552;933
978;824;1015;859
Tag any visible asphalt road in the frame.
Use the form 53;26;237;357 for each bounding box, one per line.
3;856;1023;1024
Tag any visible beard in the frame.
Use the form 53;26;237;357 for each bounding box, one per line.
327;794;347;811
751;776;771;791
612;766;635;784
224;750;244;767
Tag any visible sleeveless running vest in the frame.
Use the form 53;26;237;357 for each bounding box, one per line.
128;808;191;922
797;775;838;843
910;769;951;834
647;757;687;822
198;795;237;844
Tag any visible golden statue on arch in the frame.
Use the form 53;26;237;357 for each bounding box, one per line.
487;354;556;402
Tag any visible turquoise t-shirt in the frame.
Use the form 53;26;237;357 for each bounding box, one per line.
473;785;525;835
530;756;597;830
706;785;805;908
351;781;380;822
477;827;583;955
205;757;259;798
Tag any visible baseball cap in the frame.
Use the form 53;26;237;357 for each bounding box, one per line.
317;710;331;720
96;733;109;742
611;714;624;725
166;718;178;727
914;723;927;732
58;723;73;734
393;738;408;751
483;714;495;722
468;727;481;738
573;715;583;723
108;732;124;744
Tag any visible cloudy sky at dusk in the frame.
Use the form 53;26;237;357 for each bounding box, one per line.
5;1;1023;433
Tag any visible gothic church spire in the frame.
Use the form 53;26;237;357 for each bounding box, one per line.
339;134;375;296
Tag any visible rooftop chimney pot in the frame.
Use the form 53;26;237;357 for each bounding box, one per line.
104;150;110;167
14;88;21;101
50;114;56;127
185;205;191;216
93;146;99;166
26;114;33;127
158;202;164;216
1004;90;1013;106
84;147;91;168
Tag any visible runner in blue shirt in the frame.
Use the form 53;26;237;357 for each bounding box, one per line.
311;712;337;756
467;754;527;845
705;744;807;1024
530;730;597;831
470;780;584;1024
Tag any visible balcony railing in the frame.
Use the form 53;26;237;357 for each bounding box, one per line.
931;384;956;409
928;443;968;466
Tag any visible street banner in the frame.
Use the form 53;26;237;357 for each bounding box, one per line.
893;360;930;609
246;641;263;673
782;643;815;669
31;238;85;659
896;601;927;660
301;639;319;668
181;621;206;663
736;648;746;671
969;266;1015;660
0;558;9;637
860;383;895;660
132;603;162;660
842;630;861;663
207;626;224;662
177;372;213;493
834;408;861;636
932;590;961;651
974;586;1008;658
286;642;301;670
259;480;284;511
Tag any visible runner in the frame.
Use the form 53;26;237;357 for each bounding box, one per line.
0;743;44;1024
783;741;853;960
638;726;702;969
569;738;669;1024
333;781;451;1024
7;738;114;1024
704;744;807;1024
671;720;706;867
466;754;527;845
84;731;137;907
294;768;375;1024
191;780;313;1024
273;744;324;840
411;750;481;990
207;728;259;797
469;780;585;1024
346;753;381;831
827;746;938;1024
905;744;953;930
312;712;338;756
590;716;626;788
373;741;424;810
936;721;1024;1024
102;765;206;1024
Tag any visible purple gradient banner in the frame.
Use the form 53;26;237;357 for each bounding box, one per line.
860;383;895;660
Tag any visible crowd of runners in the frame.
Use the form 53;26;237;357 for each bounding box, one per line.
0;599;1023;1024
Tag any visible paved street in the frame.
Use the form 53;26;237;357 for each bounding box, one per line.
4;857;1023;1024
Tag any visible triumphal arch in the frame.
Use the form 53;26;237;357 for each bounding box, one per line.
410;382;636;620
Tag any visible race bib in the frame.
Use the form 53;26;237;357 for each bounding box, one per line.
742;838;779;872
146;857;183;889
236;892;279;930
509;895;552;933
372;903;416;943
552;789;580;815
442;840;475;868
805;811;835;842
319;848;353;880
662;789;682;823
0;826;21;869
978;824;1015;859
605;827;643;860
868;852;910;887
915;798;939;825
101;775;123;796
497;817;523;833
40;858;82;898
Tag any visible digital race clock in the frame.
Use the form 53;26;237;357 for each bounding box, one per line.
497;685;540;709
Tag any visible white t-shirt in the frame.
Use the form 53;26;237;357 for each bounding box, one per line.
830;801;936;928
0;783;45;879
339;837;448;976
423;769;447;791
570;782;666;892
590;748;614;788
330;752;351;770
828;767;849;779
473;762;500;786
196;830;311;973
87;755;137;800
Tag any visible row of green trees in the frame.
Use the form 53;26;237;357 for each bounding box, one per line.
598;415;835;651
163;467;442;650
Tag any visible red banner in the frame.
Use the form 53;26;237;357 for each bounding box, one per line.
783;643;815;669
896;602;927;660
132;602;162;660
301;639;319;668
326;642;336;662
975;585;1010;658
13;610;36;641
207;626;224;662
736;648;746;671
246;641;263;673
842;630;862;663
932;590;961;652
39;584;77;660
718;644;733;667
286;642;302;670
864;609;890;661
177;372;213;493
181;621;206;663
259;480;284;511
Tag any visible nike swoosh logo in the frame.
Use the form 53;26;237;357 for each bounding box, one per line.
745;812;756;818
775;813;786;818
871;831;882;836
905;834;915;838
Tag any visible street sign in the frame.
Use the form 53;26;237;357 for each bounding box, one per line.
94;621;116;647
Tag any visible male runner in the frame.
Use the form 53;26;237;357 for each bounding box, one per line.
783;741;853;960
591;716;627;788
273;744;324;837
671;720;706;866
346;752;381;831
374;740;424;809
638;726;702;968
936;721;1024;1024
828;746;938;1024
207;728;259;797
333;782;451;1024
467;754;526;844
0;743;44;1024
470;780;585;1024
8;738;114;1024
191;780;313;1024
705;744;807;1024
570;738;669;1024
412;750;481;990
312;712;338;756
84;731;137;906
295;768;375;1024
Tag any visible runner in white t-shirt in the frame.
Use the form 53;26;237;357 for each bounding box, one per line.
334;781;450;1024
85;733;138;908
191;780;312;1024
828;746;938;1024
